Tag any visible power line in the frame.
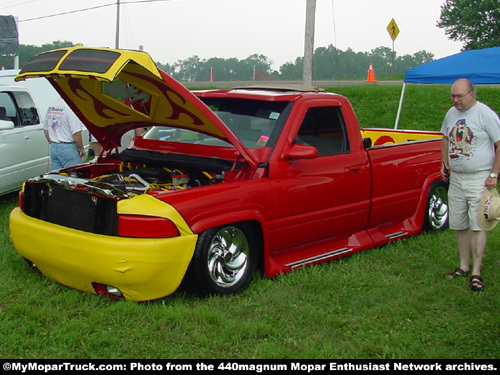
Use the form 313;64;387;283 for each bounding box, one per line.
0;0;40;11
18;3;114;22
17;0;175;23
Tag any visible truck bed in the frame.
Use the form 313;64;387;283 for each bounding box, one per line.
361;128;442;147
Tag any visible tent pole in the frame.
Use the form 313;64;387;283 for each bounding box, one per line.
394;82;406;129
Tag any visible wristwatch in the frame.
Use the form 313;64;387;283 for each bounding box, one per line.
489;172;498;178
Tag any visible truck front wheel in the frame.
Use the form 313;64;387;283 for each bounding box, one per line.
183;223;258;297
424;179;449;232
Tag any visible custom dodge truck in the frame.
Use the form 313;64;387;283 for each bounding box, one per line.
10;46;448;301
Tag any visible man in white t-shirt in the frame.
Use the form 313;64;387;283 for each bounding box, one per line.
440;78;500;292
44;98;85;170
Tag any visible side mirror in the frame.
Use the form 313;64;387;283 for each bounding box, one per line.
0;119;14;130
283;144;318;160
363;137;372;149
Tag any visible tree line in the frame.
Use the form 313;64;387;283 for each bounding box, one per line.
157;45;434;81
1;40;434;82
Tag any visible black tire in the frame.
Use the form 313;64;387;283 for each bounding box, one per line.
423;179;449;232
183;222;259;297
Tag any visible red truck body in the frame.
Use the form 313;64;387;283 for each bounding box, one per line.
162;89;443;278
9;47;448;300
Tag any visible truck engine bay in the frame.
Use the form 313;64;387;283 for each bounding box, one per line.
20;149;241;235
35;149;237;198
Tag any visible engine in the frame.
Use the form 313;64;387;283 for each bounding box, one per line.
90;166;222;195
20;164;225;236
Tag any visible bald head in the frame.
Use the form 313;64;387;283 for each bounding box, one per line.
451;78;476;112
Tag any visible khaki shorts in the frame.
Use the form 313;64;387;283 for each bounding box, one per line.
448;170;489;231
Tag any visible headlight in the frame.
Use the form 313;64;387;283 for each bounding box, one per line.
117;215;180;238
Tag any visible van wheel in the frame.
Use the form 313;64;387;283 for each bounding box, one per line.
184;223;258;296
424;180;449;232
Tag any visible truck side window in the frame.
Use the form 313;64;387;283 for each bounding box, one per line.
296;106;349;156
14;92;40;126
0;92;18;126
0;91;40;127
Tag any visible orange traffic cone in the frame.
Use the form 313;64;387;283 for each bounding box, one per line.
366;63;377;82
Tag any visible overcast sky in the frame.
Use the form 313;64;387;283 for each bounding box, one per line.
2;0;463;70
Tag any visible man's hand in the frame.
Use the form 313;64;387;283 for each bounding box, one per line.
441;161;450;182
486;176;498;190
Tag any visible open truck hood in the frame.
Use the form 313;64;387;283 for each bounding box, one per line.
16;46;257;167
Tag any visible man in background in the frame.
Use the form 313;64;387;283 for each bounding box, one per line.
44;98;85;170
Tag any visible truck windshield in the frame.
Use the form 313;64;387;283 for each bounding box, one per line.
144;98;291;149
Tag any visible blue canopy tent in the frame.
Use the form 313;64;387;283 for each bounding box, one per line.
394;47;500;128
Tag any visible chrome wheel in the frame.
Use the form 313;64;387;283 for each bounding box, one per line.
207;226;249;288
183;222;259;296
425;181;449;232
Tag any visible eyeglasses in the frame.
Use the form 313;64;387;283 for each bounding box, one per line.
450;91;472;100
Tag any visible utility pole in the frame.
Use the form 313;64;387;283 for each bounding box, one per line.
115;0;121;49
303;0;316;86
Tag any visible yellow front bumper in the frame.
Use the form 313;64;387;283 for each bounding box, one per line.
9;208;198;301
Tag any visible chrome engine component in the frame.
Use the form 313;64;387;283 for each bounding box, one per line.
32;166;217;198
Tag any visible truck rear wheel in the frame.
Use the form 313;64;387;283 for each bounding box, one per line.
183;223;258;297
424;180;449;232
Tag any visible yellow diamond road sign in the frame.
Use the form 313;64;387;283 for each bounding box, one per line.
387;18;400;41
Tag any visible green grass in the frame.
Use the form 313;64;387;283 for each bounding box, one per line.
1;84;500;359
328;84;500;131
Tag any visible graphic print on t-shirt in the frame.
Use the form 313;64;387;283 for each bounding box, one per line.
449;118;475;159
50;116;61;131
48;106;64;133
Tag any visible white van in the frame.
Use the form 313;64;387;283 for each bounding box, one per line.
0;70;88;195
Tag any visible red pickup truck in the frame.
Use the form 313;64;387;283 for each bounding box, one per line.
10;46;448;301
